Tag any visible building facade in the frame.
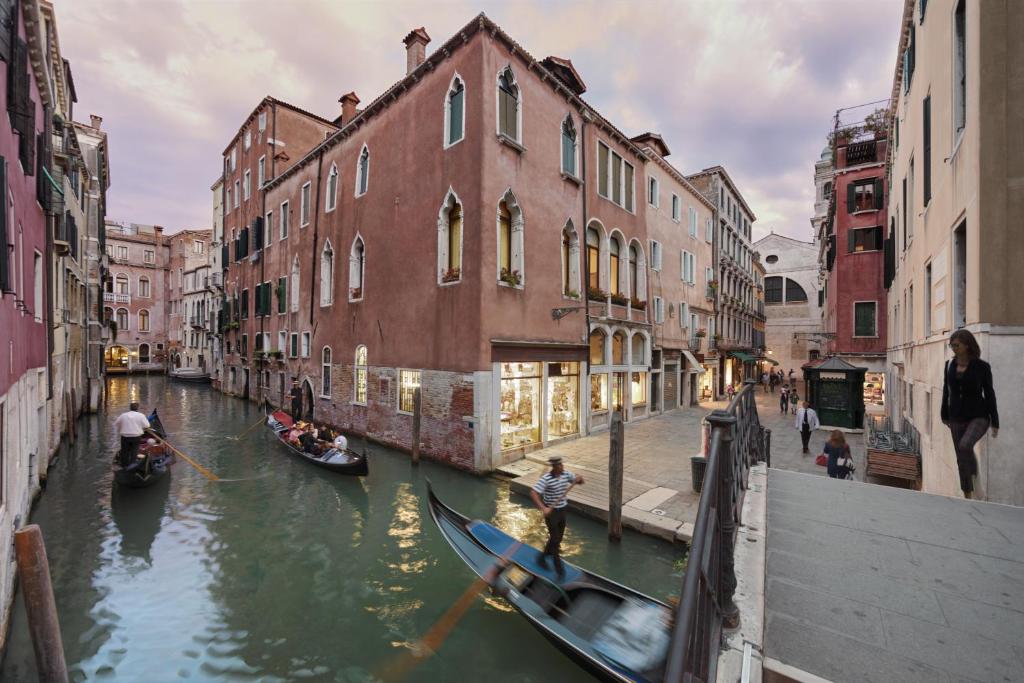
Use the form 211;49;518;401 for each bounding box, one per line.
167;229;213;372
209;178;225;387
103;221;169;373
885;0;1023;503
754;232;823;376
217;16;725;471
686;167;760;393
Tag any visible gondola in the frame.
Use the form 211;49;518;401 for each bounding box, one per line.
169;367;211;383
112;409;175;488
426;483;673;683
266;410;368;476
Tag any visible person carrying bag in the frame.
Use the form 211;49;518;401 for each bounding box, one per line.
822;430;854;480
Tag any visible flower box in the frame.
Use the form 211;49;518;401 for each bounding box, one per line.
350;287;362;299
587;287;607;302
629;297;646;310
441;267;461;283
609;293;629;306
499;268;522;286
564;289;580;300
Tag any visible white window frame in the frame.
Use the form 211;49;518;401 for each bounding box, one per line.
278;330;287;354
679;301;689;330
649;240;662;271
300;182;312;227
852;300;879;338
320;346;332;398
444;72;466;149
244;130;251;150
494;65;523;144
559;115;578;178
688;207;698;237
258;111;267;131
349;235;365;301
705;217;714;243
264;211;273;248
396;368;421;416
280;200;289;240
320;239;334;307
653;296;664;324
355;144;369;197
353;345;368;405
680;250;695;284
595;139;635;214
233;180;240;208
288;332;299;358
648;176;659;208
243;170;251;200
301;331;311;358
258;155;265;187
671;194;680;222
325;163;338;212
437;188;464;286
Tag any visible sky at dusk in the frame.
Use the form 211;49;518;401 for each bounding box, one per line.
58;0;904;242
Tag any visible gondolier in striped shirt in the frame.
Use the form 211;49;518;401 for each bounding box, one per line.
530;455;585;579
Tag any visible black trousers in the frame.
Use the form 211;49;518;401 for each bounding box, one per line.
543;507;568;561
949;418;989;493
291;397;302;418
119;435;142;467
801;427;812;452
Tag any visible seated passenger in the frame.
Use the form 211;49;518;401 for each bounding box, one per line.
333;433;348;451
298;426;321;456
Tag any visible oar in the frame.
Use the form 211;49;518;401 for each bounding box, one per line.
148;434;220;482
379;541;522;681
226;414;268;441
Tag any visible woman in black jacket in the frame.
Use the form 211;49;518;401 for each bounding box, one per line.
941;329;999;499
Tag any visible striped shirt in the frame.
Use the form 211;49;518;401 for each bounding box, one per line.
533;471;577;509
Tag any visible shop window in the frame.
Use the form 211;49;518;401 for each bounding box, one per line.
354;345;368;404
500;363;540;450
590;373;608;414
631;372;648;407
546;362;579;441
398;369;421;414
611;332;625;364
589;329;606;365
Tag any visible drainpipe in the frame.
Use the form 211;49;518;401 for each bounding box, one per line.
580;110;591;429
308;149;325;327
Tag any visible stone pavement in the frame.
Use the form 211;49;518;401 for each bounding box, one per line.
763;468;1024;682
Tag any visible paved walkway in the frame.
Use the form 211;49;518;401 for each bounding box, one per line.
763;468;1024;682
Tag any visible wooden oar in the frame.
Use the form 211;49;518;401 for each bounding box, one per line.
226;414;268;441
379;541;522;681
148;434;219;482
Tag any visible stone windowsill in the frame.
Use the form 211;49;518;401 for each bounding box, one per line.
497;133;526;154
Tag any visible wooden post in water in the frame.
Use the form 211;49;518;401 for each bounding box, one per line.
14;525;68;683
608;409;624;541
411;387;422;465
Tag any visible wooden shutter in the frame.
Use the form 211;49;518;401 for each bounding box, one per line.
252;217;263;249
0;156;6;291
0;0;16;64
923;96;931;205
847;228;856;253
874;178;884;210
846;182;855;213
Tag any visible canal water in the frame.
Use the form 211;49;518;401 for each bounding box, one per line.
1;376;685;682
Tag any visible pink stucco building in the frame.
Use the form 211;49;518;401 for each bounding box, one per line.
219;15;730;471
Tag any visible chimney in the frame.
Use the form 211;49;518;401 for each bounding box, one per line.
90;114;102;130
339;92;360;126
402;27;431;75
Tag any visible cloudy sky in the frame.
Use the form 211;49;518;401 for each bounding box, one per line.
58;0;903;242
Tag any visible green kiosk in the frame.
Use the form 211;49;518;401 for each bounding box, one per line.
803;356;867;429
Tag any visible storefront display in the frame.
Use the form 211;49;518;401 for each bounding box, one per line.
631;371;647;407
546;362;579;440
501;362;541;450
612;372;625;412
864;371;885;407
591;373;608;414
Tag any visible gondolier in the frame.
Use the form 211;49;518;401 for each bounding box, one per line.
289;378;302;419
113;402;150;467
530;455;584;578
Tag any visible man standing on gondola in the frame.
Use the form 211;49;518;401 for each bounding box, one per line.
289;378;303;419
114;402;150;467
530;455;584;579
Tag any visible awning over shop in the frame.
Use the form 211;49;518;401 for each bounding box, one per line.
728;351;757;363
762;357;780;366
681;349;705;373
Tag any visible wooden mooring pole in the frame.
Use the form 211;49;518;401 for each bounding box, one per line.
14;525;69;683
411;387;422;465
608;409;624;541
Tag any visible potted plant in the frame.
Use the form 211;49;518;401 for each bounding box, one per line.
228;321;240;331
255;351;267;363
694;328;707;338
499;267;522;286
564;288;580;299
441;267;461;283
587;286;607;302
629;296;646;310
270;349;284;360
609;292;629;306
350;286;362;299
713;333;723;341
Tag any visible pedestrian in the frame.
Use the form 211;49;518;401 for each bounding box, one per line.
789;387;800;415
779;385;789;414
823;430;854;479
794;400;820;454
530;455;585;579
761;371;769;392
788;368;795;383
289;378;302;419
769;372;777;393
114;401;151;467
726;382;735;400
941;329;999;499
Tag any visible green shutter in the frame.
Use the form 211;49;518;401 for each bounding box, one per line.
874;178;884;210
278;277;287;313
923;95;931;205
0;156;7;291
846;182;855;213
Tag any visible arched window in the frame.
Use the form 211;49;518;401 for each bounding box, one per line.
823;181;832;199
629;240;647;303
765;276;783;304
349;236;365;300
321;346;332;397
611;331;626;365
609;237;622;296
588;329;606;365
320;240;334;306
355;145;369;196
496;190;524;287
138;309;150;332
785;278;808;303
629;244;638;299
561;221;580;297
497;67;520;141
354;345;368;404
325;163;338;212
561;116;577;176
445;75;465;147
631;334;646;365
116;308;129;330
290;256;300;312
437;189;463;283
115;274;129;295
138;276;150;298
138;343;150;364
586;226;601;292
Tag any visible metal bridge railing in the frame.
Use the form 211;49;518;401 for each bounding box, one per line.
665;378;769;682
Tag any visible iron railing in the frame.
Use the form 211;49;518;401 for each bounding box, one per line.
665;379;769;682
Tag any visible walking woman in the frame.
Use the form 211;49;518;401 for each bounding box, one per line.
824;430;853;479
941;329;999;499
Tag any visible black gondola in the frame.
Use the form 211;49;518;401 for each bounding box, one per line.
112;409;174;488
266;410;368;476
427;483;673;683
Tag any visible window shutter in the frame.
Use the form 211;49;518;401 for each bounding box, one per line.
252;217;263;250
846;182;856;213
0;0;15;64
848;228;856;253
874;178;884;210
923;96;932;205
0;156;6;291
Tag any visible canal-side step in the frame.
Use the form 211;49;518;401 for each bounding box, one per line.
494;458;544;479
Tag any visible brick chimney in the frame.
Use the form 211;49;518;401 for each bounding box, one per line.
339;92;360;126
402;27;431;75
90;114;102;130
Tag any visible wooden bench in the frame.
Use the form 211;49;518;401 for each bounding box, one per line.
866;448;921;489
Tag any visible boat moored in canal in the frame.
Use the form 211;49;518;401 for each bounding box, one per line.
169;367;212;383
112;409;175;488
267;410;368;476
427;483;673;683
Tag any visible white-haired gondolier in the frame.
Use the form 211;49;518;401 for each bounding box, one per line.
113;401;150;467
530;455;585;579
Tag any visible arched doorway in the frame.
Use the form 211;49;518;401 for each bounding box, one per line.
302;379;315;421
138;343;151;364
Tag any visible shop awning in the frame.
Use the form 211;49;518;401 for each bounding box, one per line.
762;357;780;365
728;351;757;363
681;349;705;373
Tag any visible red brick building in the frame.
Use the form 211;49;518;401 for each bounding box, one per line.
819;126;889;381
219;15;728;471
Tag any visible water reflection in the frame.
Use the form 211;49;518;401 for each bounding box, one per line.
110;476;170;564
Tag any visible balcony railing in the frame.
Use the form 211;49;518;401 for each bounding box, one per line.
665;380;769;680
689;337;703;351
104;292;130;304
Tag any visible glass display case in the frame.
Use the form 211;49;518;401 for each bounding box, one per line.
500;362;541;450
864;371;885;407
546;362;579;440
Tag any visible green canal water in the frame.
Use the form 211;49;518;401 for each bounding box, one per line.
1;376;685;682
